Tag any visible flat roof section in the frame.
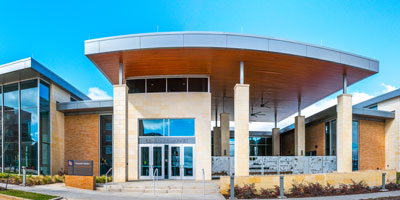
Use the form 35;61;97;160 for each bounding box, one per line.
0;58;90;100
57;99;113;113
280;106;395;134
85;32;379;122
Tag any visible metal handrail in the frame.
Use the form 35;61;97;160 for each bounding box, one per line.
153;168;159;195
105;168;112;192
202;168;205;197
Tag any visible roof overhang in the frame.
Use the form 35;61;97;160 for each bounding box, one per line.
85;32;379;122
57;99;113;113
0;58;90;100
280;106;395;133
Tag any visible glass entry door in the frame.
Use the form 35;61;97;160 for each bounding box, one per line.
139;144;164;179
168;145;194;179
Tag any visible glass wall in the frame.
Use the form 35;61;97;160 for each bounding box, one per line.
100;115;112;175
229;137;272;157
20;80;38;174
0;79;51;174
139;119;195;137
39;81;50;175
325;120;337;156
4;83;19;172
127;77;208;94
352;120;359;171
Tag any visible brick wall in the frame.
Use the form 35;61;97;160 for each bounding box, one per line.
305;122;325;156
65;114;100;176
280;131;294;156
359;119;385;170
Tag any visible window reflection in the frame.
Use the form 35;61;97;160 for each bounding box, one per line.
100;115;112;175
20;80;38;175
352;121;359;171
4;83;19;172
40;80;50;175
139;119;195;137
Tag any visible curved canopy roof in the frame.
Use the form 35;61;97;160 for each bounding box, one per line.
85;32;379;122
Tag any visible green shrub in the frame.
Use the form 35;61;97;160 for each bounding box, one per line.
96;175;112;183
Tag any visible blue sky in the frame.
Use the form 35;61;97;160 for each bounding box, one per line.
1;1;400;128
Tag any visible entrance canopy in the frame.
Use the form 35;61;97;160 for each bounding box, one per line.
85;32;379;122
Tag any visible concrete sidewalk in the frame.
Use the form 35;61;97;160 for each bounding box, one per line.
0;183;225;200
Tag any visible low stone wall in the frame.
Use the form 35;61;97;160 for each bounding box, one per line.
65;175;96;190
220;170;396;194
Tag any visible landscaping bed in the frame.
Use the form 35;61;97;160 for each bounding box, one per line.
0;188;57;200
223;181;400;199
0;173;64;186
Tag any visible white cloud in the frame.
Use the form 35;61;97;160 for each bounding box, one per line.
381;83;397;93
87;87;112;100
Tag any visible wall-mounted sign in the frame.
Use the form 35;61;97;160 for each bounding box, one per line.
68;160;93;176
139;137;195;144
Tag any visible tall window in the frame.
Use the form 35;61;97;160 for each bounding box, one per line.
100;115;112;175
352;120;359;171
4;83;19;172
0;87;2;172
20;80;38;174
325;120;337;156
39;81;50;175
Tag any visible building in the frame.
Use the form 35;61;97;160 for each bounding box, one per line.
0;32;385;182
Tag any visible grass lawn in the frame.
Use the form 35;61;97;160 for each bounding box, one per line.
0;189;58;200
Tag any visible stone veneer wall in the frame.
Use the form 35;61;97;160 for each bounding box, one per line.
305;122;325;156
359;119;385;170
64;114;100;176
127;93;211;180
378;97;400;170
50;84;70;175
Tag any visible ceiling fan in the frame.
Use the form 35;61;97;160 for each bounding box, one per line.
260;94;271;108
250;106;266;118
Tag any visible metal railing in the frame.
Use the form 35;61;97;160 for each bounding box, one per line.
153;168;159;195
105;168;112;192
202;168;205;197
212;156;337;177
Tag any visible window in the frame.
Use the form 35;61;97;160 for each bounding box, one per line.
188;78;208;92
20;80;38;174
352;120;359;171
4;83;19;172
167;78;187;92
127;76;209;94
169;119;194;136
325;120;337;156
127;79;145;93
39;80;50;175
249;137;271;156
147;78;166;93
368;105;378;110
139;119;195;137
229;138;235;157
139;119;165;136
100;115;112;175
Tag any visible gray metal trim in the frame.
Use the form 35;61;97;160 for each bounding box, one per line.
85;32;379;72
354;88;400;108
280;106;394;134
0;58;90;101
138;137;195;144
57;99;113;112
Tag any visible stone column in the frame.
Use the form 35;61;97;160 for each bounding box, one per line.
220;113;230;156
272;128;280;156
337;94;353;172
234;84;250;176
113;84;128;182
294;116;305;156
213;127;221;156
